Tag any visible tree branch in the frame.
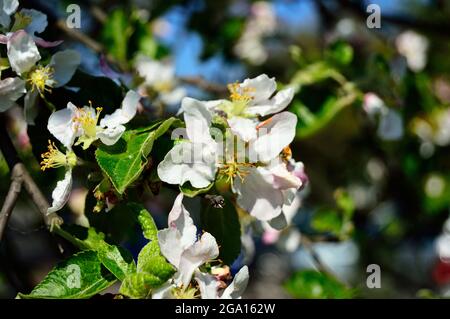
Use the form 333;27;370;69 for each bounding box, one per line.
0;165;22;241
179;76;228;95
0;115;62;243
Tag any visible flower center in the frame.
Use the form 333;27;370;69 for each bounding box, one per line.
218;161;255;185
172;286;199;299
40;140;77;171
225;82;255;116
28;65;55;97
227;82;255;103
73;104;103;138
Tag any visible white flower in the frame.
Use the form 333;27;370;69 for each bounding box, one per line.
157;97;217;189
0;25;79;120
234;1;277;65
0;0;19;29
217;74;294;141
195;266;249;299
396;30;429;72
5;30;41;75
0;76;26;111
47;90;141;149
40;140;77;213
153;193;219;298
25;49;81;124
158;100;303;221
135;55;186;106
362;93;403;141
158;74;304;223
230;112;303;221
363;93;385;119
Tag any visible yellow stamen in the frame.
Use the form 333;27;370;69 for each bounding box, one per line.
73;103;103;138
28;65;55;97
227;82;255;103
172;286;200;299
218;161;255;186
40;140;77;171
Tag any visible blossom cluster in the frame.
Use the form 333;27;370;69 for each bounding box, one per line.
0;1;308;299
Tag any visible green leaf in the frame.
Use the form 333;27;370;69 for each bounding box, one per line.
133;203;158;241
284;270;354;299
96;117;177;194
54;226;136;281
83;229;136;281
180;182;214;198
326;41;354;66
311;209;342;235
201;196;241;264
101;9;130;63
18;251;116;299
119;204;176;298
120;272;166;299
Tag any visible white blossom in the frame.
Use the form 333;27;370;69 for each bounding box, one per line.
48;90;140;150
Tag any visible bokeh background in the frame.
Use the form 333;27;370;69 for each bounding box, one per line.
2;0;450;298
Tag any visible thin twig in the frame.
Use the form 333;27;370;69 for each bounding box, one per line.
301;235;334;275
0;165;23;241
179;76;228;95
0;115;62;242
19;163;62;229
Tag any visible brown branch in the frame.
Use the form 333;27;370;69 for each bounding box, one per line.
0;165;22;241
0;115;62;243
179;76;228;95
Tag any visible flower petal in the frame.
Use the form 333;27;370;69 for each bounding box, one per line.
268;162;302;190
377;109;404;141
48;169;72;214
233;166;284;221
47;102;78;149
157;141;216;189
0;77;26;112
178;232;219;288
240;74;276;103
167;193;197;250
33;37;63;48
7;30;41;74
250;111;297;163
135;55;175;85
3;0;19;15
246;87;294;116
195;271;219;299
100;90;140;128
152;281;175;299
228;117;257;142
160;87;186;106
220;266;249;299
20;9;48;35
49;49;81;88
158;228;185;269
97;125;126;146
181;97;214;144
0;0;18;28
